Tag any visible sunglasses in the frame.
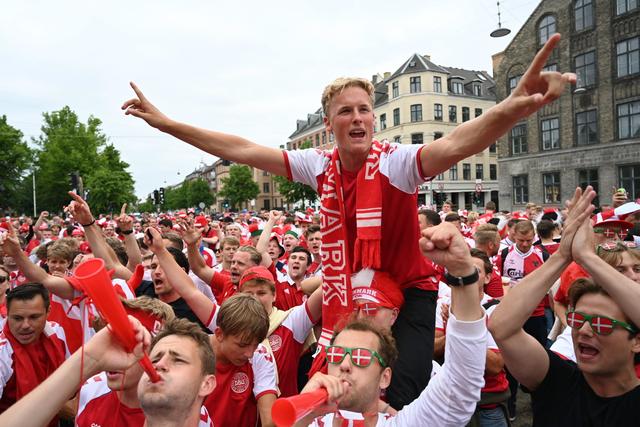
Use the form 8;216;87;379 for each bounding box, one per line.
566;310;638;336
596;241;637;254
352;302;383;316
326;345;387;368
593;228;628;240
0;276;7;284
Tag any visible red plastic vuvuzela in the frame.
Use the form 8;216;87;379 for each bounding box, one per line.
271;388;329;427
74;258;160;382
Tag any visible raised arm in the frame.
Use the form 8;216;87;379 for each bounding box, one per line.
420;34;576;177
122;82;287;176
181;221;215;285
0;225;75;300
115;204;142;272
256;210;281;266
145;228;215;326
489;187;596;390
67;192;133;281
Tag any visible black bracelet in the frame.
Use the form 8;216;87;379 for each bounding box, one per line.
80;219;95;227
120;229;134;235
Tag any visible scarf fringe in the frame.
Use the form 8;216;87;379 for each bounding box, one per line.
354;238;381;270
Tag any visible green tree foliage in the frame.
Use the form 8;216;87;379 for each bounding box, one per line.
218;165;260;210
0;116;32;210
162;179;214;210
274;140;318;207
187;178;215;208
137;196;155;213
31;107;135;213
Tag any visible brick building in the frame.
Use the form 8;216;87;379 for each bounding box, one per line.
494;0;640;210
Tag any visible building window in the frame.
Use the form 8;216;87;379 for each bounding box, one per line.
619;164;640;200
449;164;458;181
434;104;443;121
617;0;639;15
510;123;527;155
393;108;400;126
392;81;399;98
575;0;594;31
617;37;640;78
463;163;471;180
410;76;421;93
411;133;424;145
476;164;484;180
489;143;497;153
490;164;497;180
543;172;561;204
473;83;482;96
461;107;470;122
410;104;423;122
575;51;596;88
322;132;326;145
576;110;598;145
513;175;529;204
475;108;483;118
449;106;457;123
433;76;442;93
263;182;270;193
538;15;556;45
578;168;599;205
329;133;334;142
451;81;464;94
617;101;640;140
433;132;443;140
380;113;387;130
264;199;270;210
541;118;560;150
508;75;522;94
543;63;558;72
393;135;401;143
315;135;320;147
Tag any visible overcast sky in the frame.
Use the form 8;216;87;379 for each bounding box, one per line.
1;0;540;199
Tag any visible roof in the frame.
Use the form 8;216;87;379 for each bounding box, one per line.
389;53;450;80
439;66;497;99
288;107;324;139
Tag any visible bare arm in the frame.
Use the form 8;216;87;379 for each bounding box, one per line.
305;284;323;323
257;393;276;427
181;222;215;285
122;82;287;177
115;204;142;272
489;187;595;390
485;350;504;376
420;34;576;177
300;276;322;295
433;330;446;360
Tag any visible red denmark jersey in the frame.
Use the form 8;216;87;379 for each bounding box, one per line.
209;270;237;304
554;262;590;307
269;303;316;397
204;343;277;427
498;246;546;317
284;143;439;291
274;271;306;312
485;267;505;299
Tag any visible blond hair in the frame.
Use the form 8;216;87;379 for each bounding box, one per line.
321;77;375;116
122;296;176;324
217;293;269;344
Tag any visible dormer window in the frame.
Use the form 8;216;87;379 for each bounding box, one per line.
452;81;464;94
473;83;482;96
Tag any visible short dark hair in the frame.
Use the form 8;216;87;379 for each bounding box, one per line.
418;209;441;226
485;201;496;211
106;237;129;265
290;246;312;264
444;213;461;222
6;283;50;311
151;318;215;374
331;318;398;370
536;220;556;240
166;246;190;273
470;248;492;274
304;224;321;238
158;218;173;228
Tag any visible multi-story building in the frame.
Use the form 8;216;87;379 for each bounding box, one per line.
373;56;499;209
287;109;334;151
494;0;640;210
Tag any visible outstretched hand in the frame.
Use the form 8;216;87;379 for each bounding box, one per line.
506;34;576;121
67;191;94;225
0;223;22;257
178;218;202;246
122;82;170;130
556;186;596;261
143;227;166;254
116;203;133;232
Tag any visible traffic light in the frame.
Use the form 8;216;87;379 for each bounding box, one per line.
159;187;165;205
153;190;160;205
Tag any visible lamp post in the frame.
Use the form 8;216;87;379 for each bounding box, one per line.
32;170;37;217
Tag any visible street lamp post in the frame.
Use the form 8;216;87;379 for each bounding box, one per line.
32;171;37;217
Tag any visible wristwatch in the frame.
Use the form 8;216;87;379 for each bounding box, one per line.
444;267;480;287
119;229;134;235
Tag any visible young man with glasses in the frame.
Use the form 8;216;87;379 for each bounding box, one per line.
295;221;487;425
490;187;640;426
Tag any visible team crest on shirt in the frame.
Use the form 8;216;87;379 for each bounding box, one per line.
231;372;250;393
268;334;282;352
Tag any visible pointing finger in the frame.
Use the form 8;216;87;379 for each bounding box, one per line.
525;33;561;77
129;82;147;102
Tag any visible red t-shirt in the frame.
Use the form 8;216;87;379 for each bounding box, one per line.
274;275;306;312
209;270;237;304
77;373;145;427
485;267;505;299
284;143;439;291
554;262;590;307
204;344;277;427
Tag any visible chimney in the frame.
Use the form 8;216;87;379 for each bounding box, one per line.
383;72;390;79
424;54;431;61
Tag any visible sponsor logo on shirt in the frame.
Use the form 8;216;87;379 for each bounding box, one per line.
231;372;250;394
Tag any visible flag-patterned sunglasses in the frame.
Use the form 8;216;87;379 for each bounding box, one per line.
593;227;628;240
596;241;637;254
566;310;638;336
326;345;387;368
352;302;383;316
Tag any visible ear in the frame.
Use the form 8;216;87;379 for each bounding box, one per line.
199;374;217;398
323;116;332;133
631;333;640;354
379;367;392;390
484;272;491;286
390;308;399;325
214;327;224;343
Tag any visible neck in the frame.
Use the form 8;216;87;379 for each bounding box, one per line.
144;406;202;427
117;386;141;408
222;261;231;270
584;368;640;397
211;337;229;365
159;291;180;304
338;148;367;173
333;408;379;427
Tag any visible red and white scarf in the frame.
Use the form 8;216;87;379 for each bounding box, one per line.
317;141;383;347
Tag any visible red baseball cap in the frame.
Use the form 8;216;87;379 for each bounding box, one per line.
352;269;404;310
239;266;275;288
